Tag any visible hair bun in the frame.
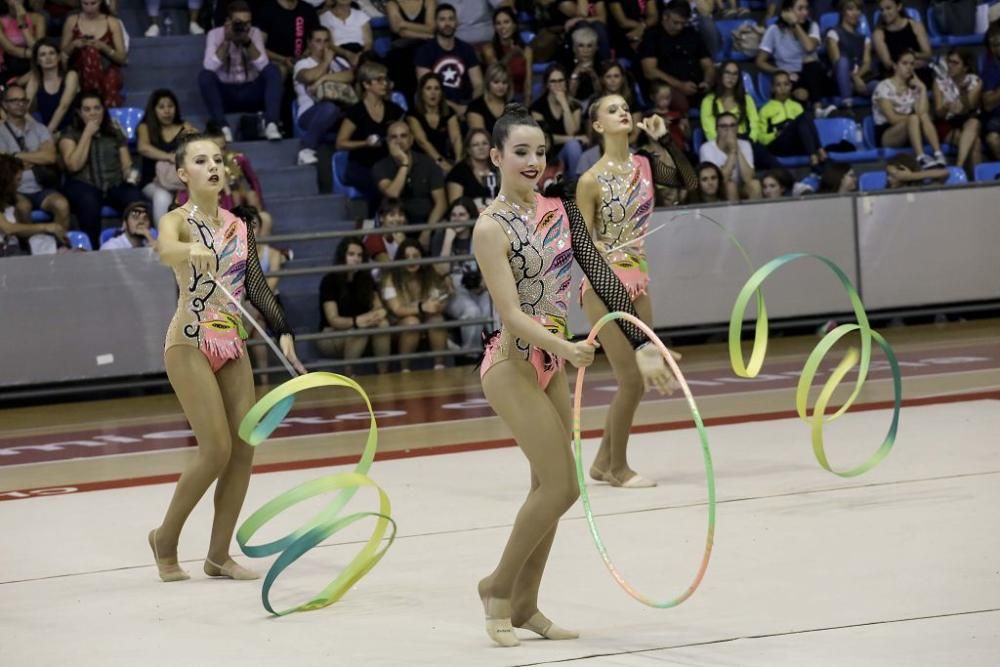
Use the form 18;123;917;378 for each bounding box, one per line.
502;102;531;117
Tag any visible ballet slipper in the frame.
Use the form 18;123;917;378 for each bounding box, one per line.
589;464;608;482
148;529;190;582
604;470;657;488
204;558;260;580
515;612;579;640
479;591;519;647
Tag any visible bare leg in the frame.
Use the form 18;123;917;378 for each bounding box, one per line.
426;313;449;367
152;347;234;580
956;118;980;169
203;353;260;579
478;360;579;646
583;289;655;486
397;315;420;371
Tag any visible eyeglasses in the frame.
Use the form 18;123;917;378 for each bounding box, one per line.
717;123;738;129
548;78;566;84
4;98;28;104
129;209;149;217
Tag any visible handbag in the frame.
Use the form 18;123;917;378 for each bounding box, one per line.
315;79;359;106
155;160;185;191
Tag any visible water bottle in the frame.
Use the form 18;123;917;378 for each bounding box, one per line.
162;14;174;36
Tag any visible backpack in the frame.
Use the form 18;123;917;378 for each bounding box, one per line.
732;22;765;57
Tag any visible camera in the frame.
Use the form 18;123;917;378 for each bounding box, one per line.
231;20;250;34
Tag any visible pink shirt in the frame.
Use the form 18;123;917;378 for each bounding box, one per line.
203;26;270;84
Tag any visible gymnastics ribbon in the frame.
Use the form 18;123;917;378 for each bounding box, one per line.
573;311;716;608
212;277;397;617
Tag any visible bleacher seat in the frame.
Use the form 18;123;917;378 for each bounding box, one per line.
332;151;364;200
862;116;906;158
374;36;391;58
926;8;982;47
65;230;93;250
693;127;705;153
757;71;772;102
370;16;389;30
743;71;763;107
716;19;755;62
390;91;408;112
816;117;880;163
101;206;120;218
798;173;820;191
30;210;52;222
872;8;946;47
818;12;872;38
108;107;144;146
859;170;888;192
98;227;160;246
945;166;968;185
973;162;1000;182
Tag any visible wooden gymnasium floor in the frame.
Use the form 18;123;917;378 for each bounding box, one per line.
1;319;998;666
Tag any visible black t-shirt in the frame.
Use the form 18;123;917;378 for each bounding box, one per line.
318;271;376;326
411;110;455;160
445;160;498;201
344;100;406;168
415;38;480;104
371;151;444;222
466;95;500;135
530;95;581;138
638;26;710;84
254;1;319;60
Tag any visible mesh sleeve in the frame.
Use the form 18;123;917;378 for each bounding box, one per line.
563;195;647;349
245;226;293;337
639;143;699;195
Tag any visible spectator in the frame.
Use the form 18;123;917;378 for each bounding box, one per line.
531;64;587;176
817;162;858;193
137;89;198;225
381;238;451;371
932;49;982;174
372;120;447;243
607;0;658;60
99;201;156;250
431;197;489;356
385;0;436;99
640;1;714;115
318;0;372;67
756;0;834;117
364;196;408;264
415;3;483;115
587;61;640;141
0;83;69;233
701;60;760;144
761;167;794;198
466;61;510;136
60;0;126;108
481;7;532;102
563;24;601;103
176;123;274;236
698;111;761;199
873;50;947;168
449;0;504;45
22;38;78;133
199;0;282;143
524;0;575;63
34;1;75;38
689;160;728;203
58;91;144;247
0;153;63;254
1;0;45;81
408;72;463;172
984;26;1000;160
254;0;319;81
758;71;828;169
873;0;933;87
646;81;690;150
144;0;204;37
885;153;948;188
293;25;354;166
317;235;391;373
826;0;876;103
564;0;612;59
445;127;498;207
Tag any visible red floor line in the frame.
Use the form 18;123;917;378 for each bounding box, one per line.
1;390;997;502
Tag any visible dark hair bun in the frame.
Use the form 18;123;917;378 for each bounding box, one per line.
502;102;530;117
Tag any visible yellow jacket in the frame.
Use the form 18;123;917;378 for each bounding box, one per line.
757;98;805;146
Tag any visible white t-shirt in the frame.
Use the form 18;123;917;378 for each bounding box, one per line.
760;22;822;72
699;139;755;185
292;55;350;118
871;79;918;126
319;8;370;46
100;233;146;251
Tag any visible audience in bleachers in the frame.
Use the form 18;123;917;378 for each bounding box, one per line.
885;151;948;187
0;82;69;231
254;0;320;82
646;81;691;150
363;196;407;264
826;0;877;102
431;196;487;354
58;91;144;246
451;0;505;46
873;0;933;86
0;151;63;254
143;0;204;37
385;0;436;98
689;160;728;202
480;6;531;101
608;0;658;60
415;3;483;115
445;127;497;206
318;0;373;67
0;0;46;81
873;48;947;167
530;63;587;175
99;200;154;250
466;61;510;135
761;166;795;197
21;38;78;132
640;1;715;115
932;48;982;173
61;0;126;108
701;60;762;145
982;24;1000;160
408;71;462;171
563;24;601;102
818;162;858;193
292;24;355;166
199;0;282;143
699;110;762;198
759;69;828;167
136;88;197;224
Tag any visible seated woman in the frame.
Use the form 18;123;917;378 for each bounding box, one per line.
0;0;45;81
99;201;156;250
530;64;588;176
445;128;498;208
758;71;828;169
58;91;144;247
431;197;490;356
137;89;198;225
562;25;601;104
384;0;436;98
381;239;451;371
607;0;657;60
317;235;391;375
466;62;512;137
689;161;730;204
0;152;65;255
481;7;532;102
872;50;947;169
761;167;794;199
408;72;463;173
701;60;772;166
932;49;982;174
817;162;858;194
60;0;127;108
318;0;374;67
873;0;933;88
825;0;876;103
22;38;79;133
363;197;409;265
885;153;948;188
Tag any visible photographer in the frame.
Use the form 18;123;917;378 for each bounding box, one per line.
198;0;282;143
432;197;489;357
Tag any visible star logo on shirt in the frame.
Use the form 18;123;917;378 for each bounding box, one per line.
434;56;466;89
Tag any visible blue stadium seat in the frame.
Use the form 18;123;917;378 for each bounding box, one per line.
65;230;93;250
973;162;1000;182
291;100;304;139
872;8;944;46
775;154;811;168
692;127;705;153
30;210;52;222
370;16;389;31
816;117;880;162
757;71;772;102
862;115;906;158
945;166;968;185
742;71;762;107
374;36;391;58
715;19;754;62
520;30;535;45
818;12;872;38
101;206;120;218
926;8;982;47
798;174;820;191
390;90;408;111
107;107;144;146
99;228;118;246
858;170;887;192
332;151;364;200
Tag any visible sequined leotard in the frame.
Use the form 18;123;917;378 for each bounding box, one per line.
164;207;291;372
